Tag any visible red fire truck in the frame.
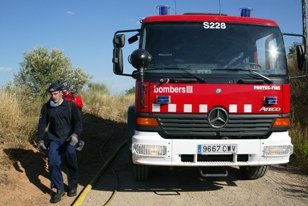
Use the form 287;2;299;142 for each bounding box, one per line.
112;12;305;180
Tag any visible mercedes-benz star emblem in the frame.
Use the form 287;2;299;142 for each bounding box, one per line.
216;88;222;94
208;107;228;128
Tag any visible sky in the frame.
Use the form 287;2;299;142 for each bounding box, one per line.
0;0;303;94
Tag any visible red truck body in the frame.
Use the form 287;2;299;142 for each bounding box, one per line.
112;13;301;180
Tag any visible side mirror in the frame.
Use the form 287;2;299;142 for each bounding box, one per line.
129;49;152;70
113;34;125;48
296;45;305;71
283;32;307;78
113;47;123;75
112;34;125;75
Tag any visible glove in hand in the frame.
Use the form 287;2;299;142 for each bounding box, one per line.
37;140;47;151
69;133;78;146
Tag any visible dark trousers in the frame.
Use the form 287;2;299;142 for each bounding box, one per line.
48;140;79;190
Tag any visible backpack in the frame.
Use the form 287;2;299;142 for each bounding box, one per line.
63;90;83;110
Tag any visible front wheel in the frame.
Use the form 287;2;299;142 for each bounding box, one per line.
239;166;269;179
132;164;149;181
129;150;149;181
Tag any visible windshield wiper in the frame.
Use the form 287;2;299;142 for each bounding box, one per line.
159;77;198;83
180;68;206;83
214;68;273;84
154;67;206;83
249;70;273;84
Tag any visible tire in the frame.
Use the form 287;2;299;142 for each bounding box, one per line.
127;105;149;181
132;163;149;181
239;165;269;179
127;105;135;143
129;147;150;181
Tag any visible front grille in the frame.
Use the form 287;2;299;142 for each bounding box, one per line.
156;114;277;139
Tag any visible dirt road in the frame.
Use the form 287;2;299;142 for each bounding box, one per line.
0;113;307;206
82;144;308;206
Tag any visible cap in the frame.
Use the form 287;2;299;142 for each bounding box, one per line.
48;82;63;92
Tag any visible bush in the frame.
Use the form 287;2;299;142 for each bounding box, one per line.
81;88;134;122
289;124;308;171
0;86;41;144
86;82;110;95
125;86;135;95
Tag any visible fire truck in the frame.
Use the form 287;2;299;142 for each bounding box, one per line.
112;9;306;180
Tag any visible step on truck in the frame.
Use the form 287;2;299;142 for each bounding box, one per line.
112;11;306;180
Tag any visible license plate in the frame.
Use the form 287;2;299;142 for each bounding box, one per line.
198;144;237;154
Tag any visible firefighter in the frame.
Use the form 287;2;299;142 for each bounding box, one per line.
36;82;82;203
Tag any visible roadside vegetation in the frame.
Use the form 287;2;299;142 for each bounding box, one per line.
288;47;308;171
0;86;38;145
289;78;308;170
0;47;133;146
0;84;134;144
0;47;307;172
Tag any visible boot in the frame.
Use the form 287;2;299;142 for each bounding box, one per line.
50;189;65;203
67;187;77;197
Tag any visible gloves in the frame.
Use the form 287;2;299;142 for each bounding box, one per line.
37;140;47;151
76;140;85;151
69;133;79;146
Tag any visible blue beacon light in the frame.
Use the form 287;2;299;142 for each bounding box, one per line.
156;96;170;104
264;96;277;105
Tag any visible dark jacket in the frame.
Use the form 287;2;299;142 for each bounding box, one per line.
37;100;82;141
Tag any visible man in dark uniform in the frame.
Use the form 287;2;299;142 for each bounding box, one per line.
36;82;82;203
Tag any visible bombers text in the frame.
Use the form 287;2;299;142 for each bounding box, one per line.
154;85;193;94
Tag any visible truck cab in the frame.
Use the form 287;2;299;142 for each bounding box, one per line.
113;13;305;181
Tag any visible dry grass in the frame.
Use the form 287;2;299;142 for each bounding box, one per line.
81;91;134;122
0;86;135;146
0;89;21;140
0;88;39;145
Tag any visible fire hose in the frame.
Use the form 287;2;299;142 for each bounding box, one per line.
72;139;128;206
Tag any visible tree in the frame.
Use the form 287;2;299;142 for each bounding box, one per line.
125;86;135;95
14;47;91;97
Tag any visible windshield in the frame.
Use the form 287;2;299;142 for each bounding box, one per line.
141;22;287;76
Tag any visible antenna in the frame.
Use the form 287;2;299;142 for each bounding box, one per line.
174;0;177;14
303;0;307;39
219;0;221;14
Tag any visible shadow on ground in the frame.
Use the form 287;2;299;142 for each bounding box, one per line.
3;148;50;194
3;113;127;195
92;142;249;193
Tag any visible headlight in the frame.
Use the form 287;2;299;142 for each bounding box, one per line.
132;144;167;157
263;145;293;157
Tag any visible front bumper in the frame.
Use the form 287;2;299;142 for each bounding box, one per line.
131;131;293;166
